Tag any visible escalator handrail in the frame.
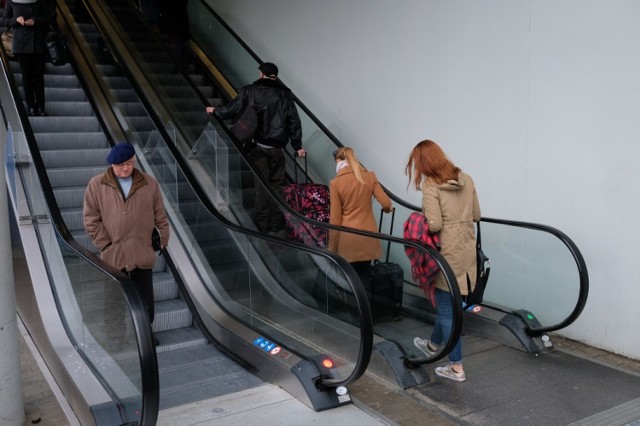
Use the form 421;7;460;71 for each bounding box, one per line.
192;0;589;336
78;0;381;388
480;217;589;335
0;13;159;425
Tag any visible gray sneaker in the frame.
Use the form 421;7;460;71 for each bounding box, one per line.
414;337;438;357
434;364;466;382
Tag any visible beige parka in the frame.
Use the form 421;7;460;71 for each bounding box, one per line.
83;167;170;271
422;171;481;295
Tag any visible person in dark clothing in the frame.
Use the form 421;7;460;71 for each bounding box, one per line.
2;0;54;116
206;62;305;235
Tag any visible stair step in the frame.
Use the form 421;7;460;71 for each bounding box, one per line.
154;326;208;353
152;299;193;333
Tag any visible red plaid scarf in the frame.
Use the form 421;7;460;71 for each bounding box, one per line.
403;212;441;307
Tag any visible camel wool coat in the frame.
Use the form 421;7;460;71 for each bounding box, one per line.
422;171;481;295
83;167;170;271
329;166;392;262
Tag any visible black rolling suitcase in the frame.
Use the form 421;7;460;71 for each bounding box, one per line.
367;208;404;322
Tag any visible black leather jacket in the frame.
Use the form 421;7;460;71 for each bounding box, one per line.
215;78;303;150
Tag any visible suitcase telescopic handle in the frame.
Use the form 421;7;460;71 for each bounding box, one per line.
378;207;395;262
294;152;309;183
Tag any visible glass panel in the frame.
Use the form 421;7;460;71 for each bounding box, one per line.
189;125;230;210
480;222;582;327
5;126;20;207
8;148;143;422
189;2;259;89
5;128;48;220
143;130;179;207
157;138;368;378
55;237;142;421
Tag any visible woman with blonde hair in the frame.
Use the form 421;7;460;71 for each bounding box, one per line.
329;147;392;280
406;139;480;382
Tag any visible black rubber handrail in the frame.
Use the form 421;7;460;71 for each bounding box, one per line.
480;217;589;336
0;8;159;425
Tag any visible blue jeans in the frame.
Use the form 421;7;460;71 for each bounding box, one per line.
430;288;462;363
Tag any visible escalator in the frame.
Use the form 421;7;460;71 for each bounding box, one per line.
88;0;588;358
50;2;633;424
2;8;267;420
0;30;158;426
0;7;317;426
95;3;640;425
68;0;466;389
160;4;640;425
184;0;591;350
1;2;464;424
8;1;638;425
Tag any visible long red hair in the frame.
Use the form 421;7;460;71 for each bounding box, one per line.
405;140;460;190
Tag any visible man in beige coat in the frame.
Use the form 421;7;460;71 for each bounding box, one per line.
83;143;169;344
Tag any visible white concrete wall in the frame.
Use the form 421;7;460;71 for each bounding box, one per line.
205;0;640;360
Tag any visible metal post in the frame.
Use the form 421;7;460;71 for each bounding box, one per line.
0;125;24;425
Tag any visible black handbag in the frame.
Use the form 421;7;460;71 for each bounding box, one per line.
45;26;68;66
231;90;259;151
464;222;490;309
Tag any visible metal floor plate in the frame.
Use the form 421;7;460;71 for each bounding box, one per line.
415;336;640;426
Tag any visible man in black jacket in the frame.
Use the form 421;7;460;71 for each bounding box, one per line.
206;62;305;235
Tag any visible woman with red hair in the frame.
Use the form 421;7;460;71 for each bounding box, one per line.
406;140;481;382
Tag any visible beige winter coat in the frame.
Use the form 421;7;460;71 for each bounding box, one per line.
422;171;481;295
83;167;170;271
329;167;392;262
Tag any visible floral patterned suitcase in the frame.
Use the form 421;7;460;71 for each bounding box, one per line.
284;183;330;247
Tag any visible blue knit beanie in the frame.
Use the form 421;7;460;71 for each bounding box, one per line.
106;143;135;164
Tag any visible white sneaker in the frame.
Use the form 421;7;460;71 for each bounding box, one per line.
414;337;438;357
434;364;466;382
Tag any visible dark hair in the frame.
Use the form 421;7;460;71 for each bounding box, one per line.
258;62;279;77
405;140;460;190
